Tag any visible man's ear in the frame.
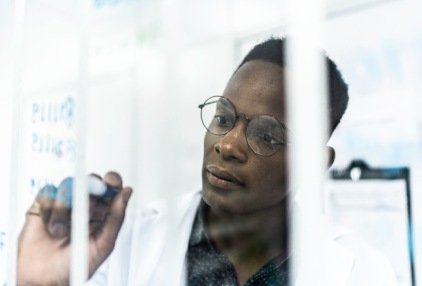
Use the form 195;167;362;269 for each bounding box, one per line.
326;146;335;170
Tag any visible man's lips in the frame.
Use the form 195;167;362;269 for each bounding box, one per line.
206;167;243;189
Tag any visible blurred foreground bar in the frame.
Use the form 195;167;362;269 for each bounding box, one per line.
287;0;329;284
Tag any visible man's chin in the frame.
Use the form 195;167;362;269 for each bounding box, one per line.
202;186;253;214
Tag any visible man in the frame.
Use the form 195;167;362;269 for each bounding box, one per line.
17;37;396;286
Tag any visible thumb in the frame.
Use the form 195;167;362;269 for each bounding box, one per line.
96;187;132;256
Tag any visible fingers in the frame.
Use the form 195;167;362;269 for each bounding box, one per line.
39;185;58;225
103;171;123;190
89;171;122;234
26;180;72;239
26;172;129;242
90;173;102;180
27;185;57;226
95;187;132;257
88;172;104;219
47;178;73;238
89;197;110;235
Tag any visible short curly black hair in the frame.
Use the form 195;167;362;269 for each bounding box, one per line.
237;37;349;134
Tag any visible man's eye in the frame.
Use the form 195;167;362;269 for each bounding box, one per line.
259;133;282;145
215;115;228;124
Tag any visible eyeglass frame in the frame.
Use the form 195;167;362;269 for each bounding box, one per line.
198;95;290;157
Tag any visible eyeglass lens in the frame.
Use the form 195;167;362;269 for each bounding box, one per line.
200;96;286;156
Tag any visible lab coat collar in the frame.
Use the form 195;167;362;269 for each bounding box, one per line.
294;205;355;286
129;191;202;286
132;190;355;286
324;216;356;285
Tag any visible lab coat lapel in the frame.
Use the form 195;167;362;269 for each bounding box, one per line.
323;237;355;286
128;205;167;286
293;197;355;286
130;191;201;286
128;190;355;286
295;235;355;286
324;223;355;286
294;231;355;286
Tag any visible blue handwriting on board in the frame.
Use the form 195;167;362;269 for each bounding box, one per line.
31;178;56;196
32;134;63;156
32;97;75;128
31;134;76;162
0;232;5;251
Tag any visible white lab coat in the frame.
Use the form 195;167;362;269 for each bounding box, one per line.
86;190;398;286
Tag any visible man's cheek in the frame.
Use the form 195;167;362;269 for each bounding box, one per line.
264;168;284;187
204;133;212;149
204;136;218;154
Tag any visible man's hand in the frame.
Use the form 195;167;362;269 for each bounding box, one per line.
17;172;132;286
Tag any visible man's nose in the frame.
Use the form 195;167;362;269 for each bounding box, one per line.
214;117;248;163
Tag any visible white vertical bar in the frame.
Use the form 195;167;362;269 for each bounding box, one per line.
159;0;179;283
71;0;90;285
286;0;328;285
7;0;26;285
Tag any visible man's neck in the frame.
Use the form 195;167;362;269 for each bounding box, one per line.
206;198;289;284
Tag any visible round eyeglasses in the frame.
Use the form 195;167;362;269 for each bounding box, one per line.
199;96;289;157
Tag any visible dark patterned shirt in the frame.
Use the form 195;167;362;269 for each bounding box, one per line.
187;199;291;286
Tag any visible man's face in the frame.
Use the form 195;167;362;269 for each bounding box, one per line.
202;60;289;214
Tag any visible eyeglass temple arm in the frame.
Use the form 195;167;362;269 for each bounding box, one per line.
198;100;218;109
